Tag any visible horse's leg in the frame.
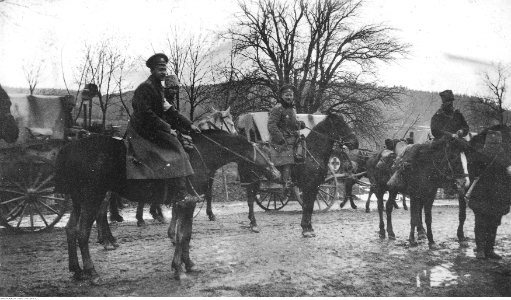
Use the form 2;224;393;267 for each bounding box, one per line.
457;193;467;242
417;204;426;239
376;188;386;239
96;193;118;250
386;190;398;240
205;176;216;221
365;186;373;213
246;184;260;233
109;192;124;222
170;179;196;280
408;196;419;247
150;202;166;224
402;194;408;211
77;190;104;284
340;179;353;208
424;192;437;248
65;198;82;280
301;189;317;237
168;203;177;245
136;202;146;227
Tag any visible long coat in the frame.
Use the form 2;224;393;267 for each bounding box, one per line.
127;75;194;179
268;104;301;166
468;131;511;218
430;108;469;139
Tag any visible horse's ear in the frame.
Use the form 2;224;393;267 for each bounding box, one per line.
226;106;231;114
211;106;218;113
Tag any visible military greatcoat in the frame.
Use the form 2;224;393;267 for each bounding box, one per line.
268;104;301;166
430;108;469;139
127;75;194;179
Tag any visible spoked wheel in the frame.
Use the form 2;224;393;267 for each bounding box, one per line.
314;175;340;212
0;155;69;233
255;181;291;211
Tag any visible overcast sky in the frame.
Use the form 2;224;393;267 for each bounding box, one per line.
1;0;510;104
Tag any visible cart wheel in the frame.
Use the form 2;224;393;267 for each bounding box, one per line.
314;174;340;212
0;155;69;233
255;181;290;211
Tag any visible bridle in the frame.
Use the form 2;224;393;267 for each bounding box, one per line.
198;133;274;169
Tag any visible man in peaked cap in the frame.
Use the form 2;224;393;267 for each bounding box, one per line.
126;53;200;222
388;89;470;190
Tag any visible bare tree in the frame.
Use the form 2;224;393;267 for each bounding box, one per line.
472;63;509;125
166;31;217;120
227;0;408;115
69;40;133;129
22;59;43;95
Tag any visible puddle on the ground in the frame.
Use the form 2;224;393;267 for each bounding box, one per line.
416;262;459;287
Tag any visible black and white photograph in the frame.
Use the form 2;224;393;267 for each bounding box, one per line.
1;0;510;297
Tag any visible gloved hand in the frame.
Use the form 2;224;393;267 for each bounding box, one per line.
190;124;201;133
456;129;464;137
170;129;177;137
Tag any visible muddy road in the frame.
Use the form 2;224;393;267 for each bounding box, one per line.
1;198;511;297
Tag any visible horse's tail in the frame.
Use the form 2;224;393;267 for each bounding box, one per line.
54;143;73;194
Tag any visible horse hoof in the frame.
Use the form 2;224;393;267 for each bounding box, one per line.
71;270;84;281
302;231;316;238
185;261;195;273
339;201;346;208
90;276;103;286
153;216;166;224
110;215;124;223
250;225;260;233
428;243;439;250
418;233;427;240
459;241;469;248
409;240;418;247
208;215;216;221
174;271;188;280
350;204;357;209
137;220;146;227
403;206;408;211
388;234;396;240
365;208;370;213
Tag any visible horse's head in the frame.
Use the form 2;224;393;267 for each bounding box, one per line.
429;135;471;191
0;86;19;143
324;113;359;150
195;107;237;134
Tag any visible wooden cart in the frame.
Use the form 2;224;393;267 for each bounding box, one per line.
237;112;348;212
0;94;75;233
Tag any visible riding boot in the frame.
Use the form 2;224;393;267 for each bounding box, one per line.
485;216;502;260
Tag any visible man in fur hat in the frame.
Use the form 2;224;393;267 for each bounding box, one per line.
268;84;305;187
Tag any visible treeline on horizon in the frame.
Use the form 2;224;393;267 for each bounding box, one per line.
4;83;504;148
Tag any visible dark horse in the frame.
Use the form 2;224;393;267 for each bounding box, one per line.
55;129;280;282
231;114;358;237
0;85;20;143
387;136;469;247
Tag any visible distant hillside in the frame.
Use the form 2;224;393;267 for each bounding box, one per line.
5;85;504;146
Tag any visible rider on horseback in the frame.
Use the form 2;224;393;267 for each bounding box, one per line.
127;53;201;210
268;84;305;188
388;89;469;189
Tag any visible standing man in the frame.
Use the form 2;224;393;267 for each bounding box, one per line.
128;53;200;208
388;89;469;189
268;84;304;187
